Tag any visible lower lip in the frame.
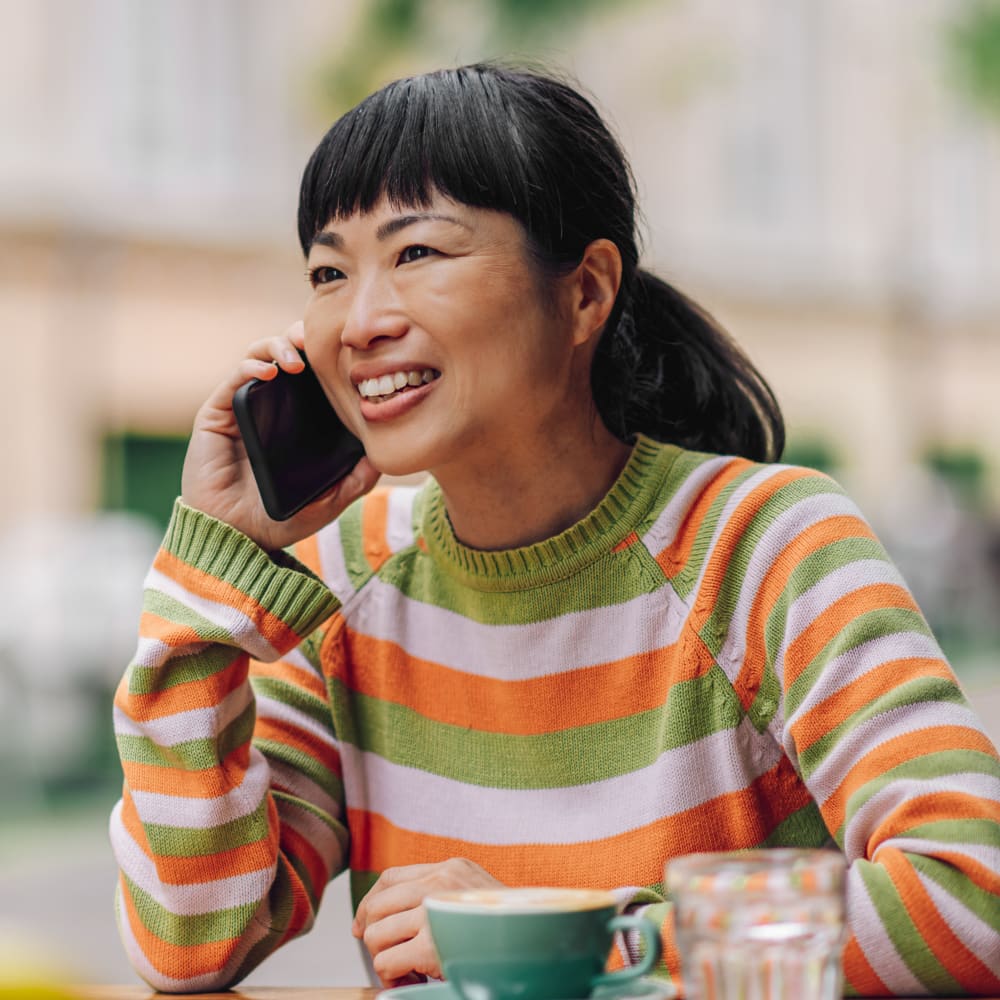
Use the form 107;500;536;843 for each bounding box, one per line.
357;378;438;423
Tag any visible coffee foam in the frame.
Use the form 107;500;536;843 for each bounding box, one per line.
426;887;616;913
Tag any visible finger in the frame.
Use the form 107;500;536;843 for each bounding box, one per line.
370;926;441;985
362;904;423;958
353;863;441;935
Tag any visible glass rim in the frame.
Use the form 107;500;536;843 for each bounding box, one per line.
666;848;846;896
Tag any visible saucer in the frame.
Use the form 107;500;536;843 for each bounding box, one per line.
380;976;676;1000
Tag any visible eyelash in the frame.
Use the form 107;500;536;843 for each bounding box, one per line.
305;245;437;287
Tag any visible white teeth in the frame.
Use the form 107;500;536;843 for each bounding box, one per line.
357;369;439;400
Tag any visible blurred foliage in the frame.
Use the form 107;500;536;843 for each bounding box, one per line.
946;0;1000;118
314;0;641;117
782;436;839;477
924;445;987;509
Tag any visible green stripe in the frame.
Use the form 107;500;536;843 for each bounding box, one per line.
910;852;1000;933
698;472;844;652
128;644;238;695
786;609;934;718
856;859;961;993
123;872;260;946
144;589;242;643
841;749;1000;829
334;498;377;592
896;817;1000;846
332;667;742;788
163;501;336;630
143;799;271;857
664;462;762;601
759;800;830;848
251;675;331;730
800;677;968;778
117;701;255;770
254;737;341;794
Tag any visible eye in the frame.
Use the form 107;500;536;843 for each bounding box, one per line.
398;245;436;264
306;265;344;288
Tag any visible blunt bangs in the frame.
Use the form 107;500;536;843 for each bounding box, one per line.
298;65;567;257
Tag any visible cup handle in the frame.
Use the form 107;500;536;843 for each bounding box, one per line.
591;913;662;989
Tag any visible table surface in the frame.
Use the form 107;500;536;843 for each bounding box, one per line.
69;988;1000;1000
73;988;380;999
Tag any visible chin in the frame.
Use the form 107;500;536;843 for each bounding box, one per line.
364;444;435;480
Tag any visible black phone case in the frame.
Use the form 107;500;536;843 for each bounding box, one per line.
232;361;365;521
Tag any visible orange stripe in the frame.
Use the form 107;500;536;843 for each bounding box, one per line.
654;458;751;576
737;514;877;709
783;583;921;690
119;872;236;978
361;488;392;572
254;717;337;770
823;726;999;832
337;632;699;734
153;546;306;649
842;935;889;996
348;758;813;885
881;849;1000;992
122;743;252;798
867;791;1000;847
291;532;323;577
612;531;639;553
138;610;207;649
686;466;809;626
115;653;247;721
790;657;954;753
660;908;682;983
933;850;1000;897
251;656;329;702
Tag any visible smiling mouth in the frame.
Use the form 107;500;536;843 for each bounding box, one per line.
357;368;440;404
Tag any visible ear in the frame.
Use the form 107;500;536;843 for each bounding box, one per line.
568;238;622;348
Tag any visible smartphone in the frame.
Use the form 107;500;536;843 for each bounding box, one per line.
232;354;365;521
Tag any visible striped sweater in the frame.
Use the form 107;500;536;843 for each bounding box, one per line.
110;435;1000;994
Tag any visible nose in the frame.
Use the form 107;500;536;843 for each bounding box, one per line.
339;274;409;350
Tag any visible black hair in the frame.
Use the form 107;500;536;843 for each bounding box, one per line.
298;63;784;462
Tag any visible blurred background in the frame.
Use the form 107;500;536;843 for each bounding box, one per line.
1;0;998;988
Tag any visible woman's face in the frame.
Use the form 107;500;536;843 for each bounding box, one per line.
302;191;588;480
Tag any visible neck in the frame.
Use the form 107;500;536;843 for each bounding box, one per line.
432;420;632;551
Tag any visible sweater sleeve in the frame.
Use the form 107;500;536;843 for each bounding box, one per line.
761;472;1000;995
109;500;347;993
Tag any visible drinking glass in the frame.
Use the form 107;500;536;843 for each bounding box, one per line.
666;848;847;1000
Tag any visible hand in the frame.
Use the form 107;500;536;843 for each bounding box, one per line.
180;321;379;551
352;859;504;987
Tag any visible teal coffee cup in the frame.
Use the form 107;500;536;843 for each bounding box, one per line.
425;887;662;1000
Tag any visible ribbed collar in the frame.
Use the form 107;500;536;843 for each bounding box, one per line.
418;435;678;591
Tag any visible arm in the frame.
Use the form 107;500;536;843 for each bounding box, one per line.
765;476;1000;995
110;501;346;993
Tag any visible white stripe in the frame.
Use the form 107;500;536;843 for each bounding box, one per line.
771;558;914;696
255;692;338;752
640;453;735;554
846;771;1000;861
340;718;782;844
269;756;343;822
276;795;346;871
115;877;275;993
783;632;947;735
110;801;276;916
316;517;357;603
713;490;874;684
132;635;208;669
123;747;274;828
845;862;926;994
386;486;419;552
145;565;282;662
346;575;689;680
809;700;989;806
113;684;252;744
920;870;1000;977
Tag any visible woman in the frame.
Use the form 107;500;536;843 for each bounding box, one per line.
110;63;1000;995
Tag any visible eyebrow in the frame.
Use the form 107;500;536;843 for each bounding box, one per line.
310;212;471;251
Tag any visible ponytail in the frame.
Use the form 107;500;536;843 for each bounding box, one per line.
592;270;785;463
